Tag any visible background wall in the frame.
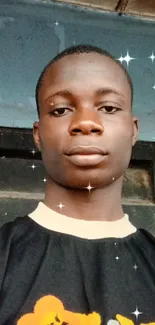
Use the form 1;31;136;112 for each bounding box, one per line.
0;0;155;231
0;0;155;141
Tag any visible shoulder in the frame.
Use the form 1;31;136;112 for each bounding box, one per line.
0;215;32;262
0;217;23;285
0;215;29;242
0;216;31;260
139;228;155;242
136;228;155;254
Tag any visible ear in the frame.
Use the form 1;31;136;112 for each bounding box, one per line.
132;116;139;146
33;121;41;151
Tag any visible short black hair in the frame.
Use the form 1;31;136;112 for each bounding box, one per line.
35;44;133;118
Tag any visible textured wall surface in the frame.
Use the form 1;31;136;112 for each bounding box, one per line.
0;1;155;141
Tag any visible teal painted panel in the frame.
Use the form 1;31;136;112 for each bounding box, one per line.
0;0;155;141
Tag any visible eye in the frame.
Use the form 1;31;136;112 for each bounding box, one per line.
49;107;71;116
100;106;121;113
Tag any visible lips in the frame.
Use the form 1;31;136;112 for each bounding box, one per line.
65;146;108;167
66;146;107;156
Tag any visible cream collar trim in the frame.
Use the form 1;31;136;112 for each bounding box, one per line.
28;202;137;240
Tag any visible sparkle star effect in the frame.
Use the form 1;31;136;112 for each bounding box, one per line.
85;183;95;193
131;307;143;320
118;54;124;64
43;178;47;183
133;264;138;270
30;164;36;169
118;51;135;67
115;256;120;260
57;202;65;210
31;149;36;155
149;52;155;62
55;21;59;26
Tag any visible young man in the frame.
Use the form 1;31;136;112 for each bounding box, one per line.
0;44;155;325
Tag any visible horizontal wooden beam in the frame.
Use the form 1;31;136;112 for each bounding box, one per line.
56;0;119;11
55;0;155;17
125;0;155;17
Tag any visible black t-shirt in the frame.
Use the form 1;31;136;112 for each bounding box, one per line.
0;215;155;325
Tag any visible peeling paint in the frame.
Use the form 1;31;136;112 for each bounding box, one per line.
0;17;15;29
54;23;65;52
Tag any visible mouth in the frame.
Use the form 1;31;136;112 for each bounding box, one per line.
66;146;107;156
65;146;108;167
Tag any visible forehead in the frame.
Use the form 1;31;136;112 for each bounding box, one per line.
39;53;131;102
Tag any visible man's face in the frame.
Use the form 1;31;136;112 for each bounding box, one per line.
33;53;138;189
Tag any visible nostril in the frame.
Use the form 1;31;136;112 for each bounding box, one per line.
72;129;81;133
91;129;100;133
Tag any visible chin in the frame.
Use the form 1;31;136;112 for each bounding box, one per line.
60;169;114;189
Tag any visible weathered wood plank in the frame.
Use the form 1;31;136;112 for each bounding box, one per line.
126;0;155;17
56;0;118;10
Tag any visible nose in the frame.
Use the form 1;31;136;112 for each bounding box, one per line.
68;110;104;136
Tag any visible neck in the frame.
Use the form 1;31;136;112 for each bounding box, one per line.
43;175;124;222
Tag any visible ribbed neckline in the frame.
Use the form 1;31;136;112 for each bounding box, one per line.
28;202;137;240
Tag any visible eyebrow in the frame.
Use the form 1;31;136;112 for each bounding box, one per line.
96;87;125;99
51;90;73;98
46;88;125;102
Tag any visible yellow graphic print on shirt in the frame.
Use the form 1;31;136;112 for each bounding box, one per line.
17;295;155;325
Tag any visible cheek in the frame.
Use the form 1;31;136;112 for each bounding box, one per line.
107;118;133;165
41;145;65;183
113;127;133;156
108;116;133;140
39;119;65;150
39;123;67;170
